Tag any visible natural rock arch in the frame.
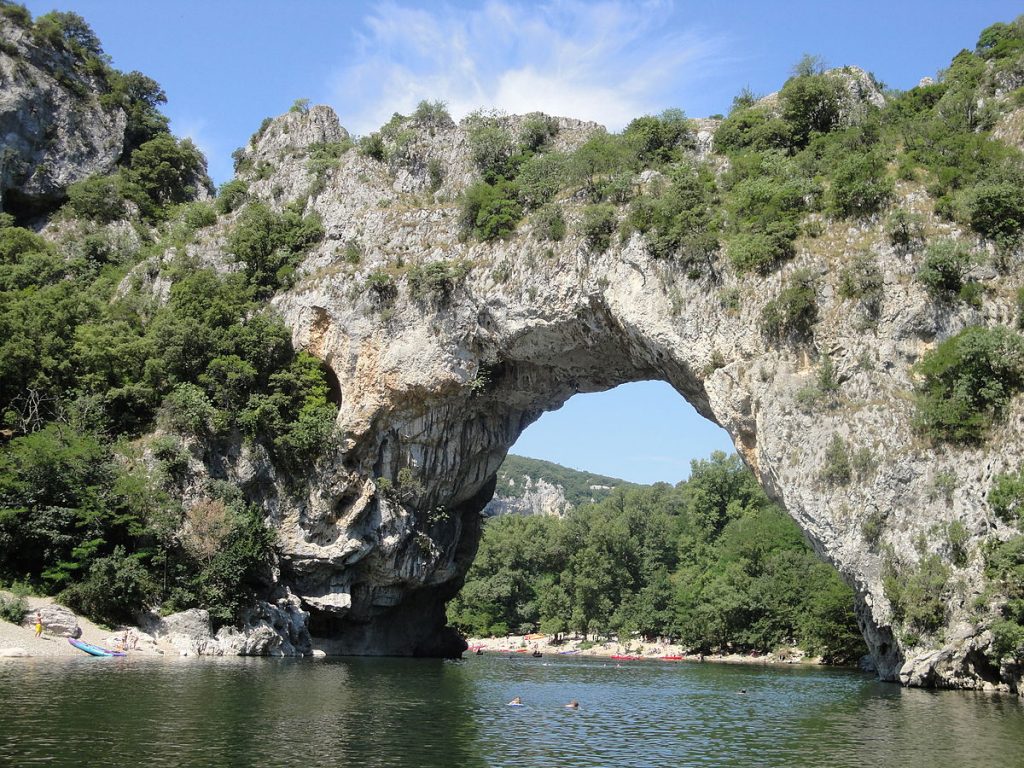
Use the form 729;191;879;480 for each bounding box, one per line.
195;107;1021;692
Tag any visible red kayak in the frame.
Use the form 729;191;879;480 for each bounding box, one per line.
610;654;642;661
660;655;684;661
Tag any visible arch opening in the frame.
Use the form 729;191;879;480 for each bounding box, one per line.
447;379;869;666
509;380;734;485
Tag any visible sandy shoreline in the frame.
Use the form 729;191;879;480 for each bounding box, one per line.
0;590;824;666
465;634;823;666
0;593;176;659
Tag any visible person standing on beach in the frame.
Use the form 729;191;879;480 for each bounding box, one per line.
33;612;42;638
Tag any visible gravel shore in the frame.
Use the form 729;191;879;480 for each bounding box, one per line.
0;593;172;658
466;634;820;666
1;593;822;665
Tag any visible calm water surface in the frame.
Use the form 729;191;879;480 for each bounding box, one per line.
0;654;1021;767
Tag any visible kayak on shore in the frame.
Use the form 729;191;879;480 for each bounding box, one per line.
68;638;125;657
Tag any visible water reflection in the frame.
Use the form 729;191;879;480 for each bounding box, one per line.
0;655;1020;767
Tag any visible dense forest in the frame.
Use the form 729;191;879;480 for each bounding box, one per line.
450;452;866;663
0;3;336;627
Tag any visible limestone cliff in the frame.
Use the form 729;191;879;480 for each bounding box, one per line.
482;455;626;517
484;476;570;518
0;15;127;218
146;96;1022;692
4;16;1023;689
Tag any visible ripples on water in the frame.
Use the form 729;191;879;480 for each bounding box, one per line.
0;654;1020;767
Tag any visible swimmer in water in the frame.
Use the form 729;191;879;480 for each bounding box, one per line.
564;699;579;710
508;696;523;706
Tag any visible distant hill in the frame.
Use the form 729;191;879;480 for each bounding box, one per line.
483;455;632;517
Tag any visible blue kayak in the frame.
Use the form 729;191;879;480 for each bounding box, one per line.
67;637;126;657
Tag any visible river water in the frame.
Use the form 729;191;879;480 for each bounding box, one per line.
0;653;1020;767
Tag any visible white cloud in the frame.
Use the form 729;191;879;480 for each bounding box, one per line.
330;0;727;136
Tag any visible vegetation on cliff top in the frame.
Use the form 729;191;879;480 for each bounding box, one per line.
440;20;1024;277
1;0;211;223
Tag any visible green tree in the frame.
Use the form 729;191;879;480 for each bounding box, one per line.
122;135;210;220
779;72;844;148
459;180;522;241
623;109;693;165
759;270;818;345
914;326;1024;443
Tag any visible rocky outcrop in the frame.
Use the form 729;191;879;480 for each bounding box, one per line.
483;476;571;517
4;4;1020;693
151;99;1024;693
0;17;126;218
141;593;312;657
24;604;81;638
141;609;217;656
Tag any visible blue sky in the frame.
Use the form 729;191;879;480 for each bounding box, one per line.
21;0;1022;483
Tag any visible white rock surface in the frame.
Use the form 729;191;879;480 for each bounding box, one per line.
143;100;1024;692
484;476;571;517
0;17;126;213
141;594;311;657
25;605;81;638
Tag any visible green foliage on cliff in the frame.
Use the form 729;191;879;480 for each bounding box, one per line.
989;468;1024;523
916;240;978;303
451;452;865;663
759;269;818;345
914;326;1024;444
457;110;699;246
883;552;950;640
1;3;171;157
62;134;210;224
623;163;719;273
406;259;471;303
0;127;333;628
579;203;617;252
622;109;694;165
984;533;1024;663
460;180;522;241
722;150;810;273
981;463;1024;661
227;201;324;296
450;16;1024;277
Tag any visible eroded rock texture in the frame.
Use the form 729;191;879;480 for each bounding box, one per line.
0;18;126;217
152;103;1023;692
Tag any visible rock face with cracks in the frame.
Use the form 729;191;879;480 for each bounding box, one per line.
0;17;126;217
6;73;1022;689
158;103;1022;694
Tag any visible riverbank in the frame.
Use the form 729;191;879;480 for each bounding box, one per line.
1;589;824;665
0;592;173;658
466;634;823;666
